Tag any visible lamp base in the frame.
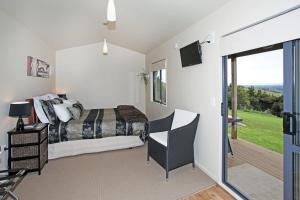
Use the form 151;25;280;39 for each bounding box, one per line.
16;117;24;131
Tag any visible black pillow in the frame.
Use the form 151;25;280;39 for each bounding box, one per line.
73;101;84;114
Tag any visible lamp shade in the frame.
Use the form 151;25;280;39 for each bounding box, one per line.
9;102;32;117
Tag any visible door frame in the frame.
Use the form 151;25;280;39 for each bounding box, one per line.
221;44;285;200
222;55;249;200
283;40;300;200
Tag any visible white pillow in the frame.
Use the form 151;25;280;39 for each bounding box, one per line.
63;99;77;106
53;104;72;122
171;109;197;130
33;95;50;123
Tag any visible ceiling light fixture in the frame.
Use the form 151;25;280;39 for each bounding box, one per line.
103;38;108;55
107;0;116;22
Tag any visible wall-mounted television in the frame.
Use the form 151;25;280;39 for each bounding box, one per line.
180;41;202;67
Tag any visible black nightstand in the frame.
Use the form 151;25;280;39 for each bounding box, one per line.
7;124;48;175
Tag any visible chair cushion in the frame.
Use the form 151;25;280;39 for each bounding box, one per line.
149;131;168;147
171;109;197;130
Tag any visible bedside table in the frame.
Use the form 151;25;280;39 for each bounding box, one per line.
7;124;48;175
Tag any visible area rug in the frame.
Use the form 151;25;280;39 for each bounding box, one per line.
228;163;283;200
14;145;215;200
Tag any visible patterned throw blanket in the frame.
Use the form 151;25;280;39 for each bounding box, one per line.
48;106;148;144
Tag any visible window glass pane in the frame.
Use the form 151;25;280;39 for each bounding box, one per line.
295;40;300;147
161;69;167;104
294;153;300;200
153;71;161;102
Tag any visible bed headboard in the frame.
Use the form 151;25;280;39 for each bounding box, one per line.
26;98;39;124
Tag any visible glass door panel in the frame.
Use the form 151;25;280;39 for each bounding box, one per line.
295;40;300;148
294;153;300;199
284;40;300;200
294;40;300;200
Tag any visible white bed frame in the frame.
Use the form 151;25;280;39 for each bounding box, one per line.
48;136;144;159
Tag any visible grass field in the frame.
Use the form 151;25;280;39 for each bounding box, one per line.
229;110;283;154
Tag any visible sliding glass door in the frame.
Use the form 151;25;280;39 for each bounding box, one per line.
283;40;300;200
221;40;300;200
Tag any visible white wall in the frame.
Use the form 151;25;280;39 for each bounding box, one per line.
0;10;55;170
145;0;300;197
56;42;146;112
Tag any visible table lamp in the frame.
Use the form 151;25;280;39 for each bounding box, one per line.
9;101;32;131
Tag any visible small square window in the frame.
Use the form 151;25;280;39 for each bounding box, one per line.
153;69;167;105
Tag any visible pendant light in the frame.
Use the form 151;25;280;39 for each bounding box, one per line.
103;38;108;55
107;0;116;22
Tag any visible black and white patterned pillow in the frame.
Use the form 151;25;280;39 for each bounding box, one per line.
52;98;64;104
40;100;59;124
67;107;81;120
73;101;84;114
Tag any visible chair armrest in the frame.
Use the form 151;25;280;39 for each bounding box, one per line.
148;112;174;133
0;169;26;181
0;169;26;175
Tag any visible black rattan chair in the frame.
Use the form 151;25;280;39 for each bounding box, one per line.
147;109;200;181
0;169;26;200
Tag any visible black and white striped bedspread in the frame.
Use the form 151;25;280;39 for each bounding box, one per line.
48;108;148;144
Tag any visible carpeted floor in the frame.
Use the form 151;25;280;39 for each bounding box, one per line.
14;145;215;200
228;163;283;200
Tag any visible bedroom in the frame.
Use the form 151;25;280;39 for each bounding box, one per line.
0;1;300;200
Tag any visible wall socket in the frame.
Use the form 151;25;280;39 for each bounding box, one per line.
206;32;215;44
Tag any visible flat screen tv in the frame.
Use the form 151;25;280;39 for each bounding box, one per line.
180;41;202;67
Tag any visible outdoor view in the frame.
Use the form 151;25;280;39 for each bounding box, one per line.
228;49;283;153
227;49;284;200
153;69;167;104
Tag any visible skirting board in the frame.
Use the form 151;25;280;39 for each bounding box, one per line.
195;160;219;182
194;160;242;200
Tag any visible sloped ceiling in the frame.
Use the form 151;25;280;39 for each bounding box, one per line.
0;0;229;53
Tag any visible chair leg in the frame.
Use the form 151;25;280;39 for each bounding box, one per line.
147;150;150;163
192;161;195;169
7;191;19;200
228;138;234;156
166;170;169;182
147;143;150;163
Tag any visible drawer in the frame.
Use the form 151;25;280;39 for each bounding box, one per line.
11;132;39;145
11;145;38;158
11;158;39;170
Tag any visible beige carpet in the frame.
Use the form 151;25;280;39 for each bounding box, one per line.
14;145;215;200
228;163;283;200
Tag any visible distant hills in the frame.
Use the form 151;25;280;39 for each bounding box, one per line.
242;85;283;94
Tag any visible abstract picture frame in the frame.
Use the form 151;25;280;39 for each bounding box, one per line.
27;56;50;78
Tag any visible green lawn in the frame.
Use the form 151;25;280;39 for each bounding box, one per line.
229;110;283;154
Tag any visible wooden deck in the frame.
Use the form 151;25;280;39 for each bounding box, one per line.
184;185;235;200
228;139;283;181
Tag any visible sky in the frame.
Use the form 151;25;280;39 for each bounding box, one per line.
228;49;283;85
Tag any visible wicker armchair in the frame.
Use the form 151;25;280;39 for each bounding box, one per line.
147;109;200;180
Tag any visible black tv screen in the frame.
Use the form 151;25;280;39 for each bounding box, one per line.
180;41;202;67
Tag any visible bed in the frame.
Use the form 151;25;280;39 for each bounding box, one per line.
27;98;148;159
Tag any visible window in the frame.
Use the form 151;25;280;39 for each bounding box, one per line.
153;69;166;105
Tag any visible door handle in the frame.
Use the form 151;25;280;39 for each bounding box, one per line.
283;112;296;135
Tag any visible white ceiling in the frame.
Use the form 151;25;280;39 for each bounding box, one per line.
0;0;229;53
